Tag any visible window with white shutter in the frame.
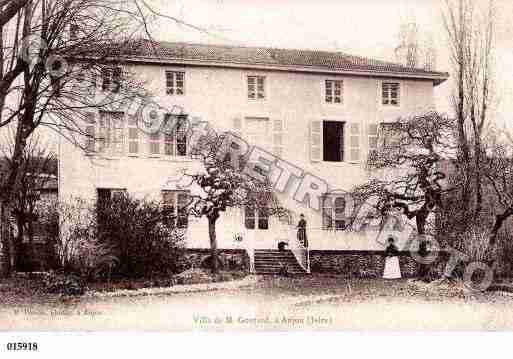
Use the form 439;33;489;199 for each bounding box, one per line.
310;120;322;162
349;122;360;162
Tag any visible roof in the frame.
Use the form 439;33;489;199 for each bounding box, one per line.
110;40;449;86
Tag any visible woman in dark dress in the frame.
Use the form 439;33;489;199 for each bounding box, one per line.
383;236;401;279
297;214;308;248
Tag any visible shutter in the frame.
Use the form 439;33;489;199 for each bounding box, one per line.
272;118;284;157
127;115;139;155
368;123;378;153
310;120;322;162
98;113;108;153
113;113;124;155
349;122;360;162
84;112;95;153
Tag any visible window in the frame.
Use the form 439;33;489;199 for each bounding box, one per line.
102;67;121;93
163;115;187;156
380;123;402;148
165;71;185;95
162;190;189;228
382;82;400;106
244;193;269;230
98;111;124;156
97;188;127;228
325;80;343;104
147;115;187;157
323;121;345;162
247;75;265;100
322;195;349;231
97;188;126;205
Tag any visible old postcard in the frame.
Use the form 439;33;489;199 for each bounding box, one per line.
1;0;513;351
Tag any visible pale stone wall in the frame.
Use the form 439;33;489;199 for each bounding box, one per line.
59;63;438;251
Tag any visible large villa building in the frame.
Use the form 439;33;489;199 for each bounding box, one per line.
58;41;448;274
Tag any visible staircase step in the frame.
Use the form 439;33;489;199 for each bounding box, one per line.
253;249;307;275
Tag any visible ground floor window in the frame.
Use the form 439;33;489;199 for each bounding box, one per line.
244;193;270;230
162;190;189;228
97;188;127;229
322;195;349;231
97;188;127;207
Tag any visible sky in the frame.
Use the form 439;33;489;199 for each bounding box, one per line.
144;0;513;128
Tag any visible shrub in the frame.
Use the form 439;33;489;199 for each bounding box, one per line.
57;197;97;272
97;194;184;277
70;239;119;281
44;272;86;296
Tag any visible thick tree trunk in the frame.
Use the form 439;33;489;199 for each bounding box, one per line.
208;214;219;274
416;209;430;281
0;202;12;277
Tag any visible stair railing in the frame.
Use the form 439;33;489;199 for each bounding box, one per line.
287;226;310;273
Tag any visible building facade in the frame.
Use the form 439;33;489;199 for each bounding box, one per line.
58;41;448;266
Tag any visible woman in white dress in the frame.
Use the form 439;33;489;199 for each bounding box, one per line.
383;237;402;279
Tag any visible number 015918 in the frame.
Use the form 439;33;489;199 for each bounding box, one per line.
6;342;38;351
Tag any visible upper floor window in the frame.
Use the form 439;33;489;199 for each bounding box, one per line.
310;120;361;163
162;190;189;228
325;80;343;104
101;67;121;93
322;120;345;162
165;71;185;95
247;75;265;100
147;115;187;157
382;82;400;106
98;111;124;156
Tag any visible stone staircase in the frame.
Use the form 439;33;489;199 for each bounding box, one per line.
253;249;307;275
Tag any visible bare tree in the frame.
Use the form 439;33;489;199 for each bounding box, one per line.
351;112;456;277
0;131;56;270
442;0;495;218
180;131;288;274
0;0;156;276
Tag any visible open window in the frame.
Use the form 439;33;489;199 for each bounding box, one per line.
322;121;345;162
